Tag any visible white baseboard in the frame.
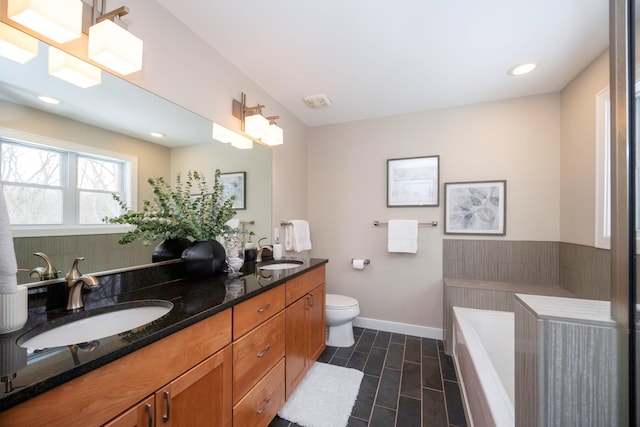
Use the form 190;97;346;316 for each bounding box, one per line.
352;317;443;340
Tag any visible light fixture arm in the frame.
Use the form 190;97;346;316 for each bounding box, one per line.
233;92;266;131
84;1;130;32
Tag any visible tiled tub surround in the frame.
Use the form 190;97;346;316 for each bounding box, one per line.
442;239;610;354
443;239;610;300
0;257;327;411
514;294;618;427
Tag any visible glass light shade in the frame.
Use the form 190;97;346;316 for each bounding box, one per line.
244;113;270;140
88;19;143;75
231;137;253;150
262;123;284;146
0;22;38;63
212;123;253;149
49;46;101;88
8;0;82;44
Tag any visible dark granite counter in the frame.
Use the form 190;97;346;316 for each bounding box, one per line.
0;257;328;411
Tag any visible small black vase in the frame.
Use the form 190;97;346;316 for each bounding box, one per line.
180;240;227;277
152;238;193;263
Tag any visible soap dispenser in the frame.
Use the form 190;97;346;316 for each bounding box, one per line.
273;228;283;260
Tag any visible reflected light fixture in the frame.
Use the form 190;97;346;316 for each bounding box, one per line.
7;0;83;44
212;123;253;150
48;46;101;88
0;22;38;63
37;95;60;104
232;92;284;147
88;5;143;75
149;132;165;138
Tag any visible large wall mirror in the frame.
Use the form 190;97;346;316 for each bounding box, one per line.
0;36;272;283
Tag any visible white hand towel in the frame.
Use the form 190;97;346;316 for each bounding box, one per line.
387;220;418;253
0;185;17;294
285;220;312;253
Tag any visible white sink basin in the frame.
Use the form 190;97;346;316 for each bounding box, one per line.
258;261;304;270
18;300;173;349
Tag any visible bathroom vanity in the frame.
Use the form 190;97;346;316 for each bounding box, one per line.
0;258;327;427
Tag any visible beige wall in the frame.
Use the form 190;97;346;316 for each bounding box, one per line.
560;50;610;246
307;94;561;331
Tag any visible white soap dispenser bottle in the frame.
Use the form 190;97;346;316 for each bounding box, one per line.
273;227;283;260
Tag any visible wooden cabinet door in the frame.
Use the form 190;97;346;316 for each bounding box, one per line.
103;396;154;427
285;295;309;399
155;345;232;427
308;283;326;362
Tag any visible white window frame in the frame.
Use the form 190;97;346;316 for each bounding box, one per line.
595;86;611;249
595;82;640;250
0;127;137;238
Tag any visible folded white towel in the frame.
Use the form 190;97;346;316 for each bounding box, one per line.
387;220;418;253
0;185;17;295
285;220;312;253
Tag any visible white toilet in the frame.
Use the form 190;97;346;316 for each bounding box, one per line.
325;293;360;347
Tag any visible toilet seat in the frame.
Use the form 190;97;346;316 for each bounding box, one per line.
326;293;358;310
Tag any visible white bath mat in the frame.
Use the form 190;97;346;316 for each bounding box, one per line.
278;362;364;427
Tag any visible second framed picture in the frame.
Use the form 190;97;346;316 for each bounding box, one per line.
444;180;506;235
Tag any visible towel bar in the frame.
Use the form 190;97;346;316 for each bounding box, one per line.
280;221;292;226
373;220;438;227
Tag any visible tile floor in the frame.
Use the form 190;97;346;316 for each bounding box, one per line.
269;327;468;427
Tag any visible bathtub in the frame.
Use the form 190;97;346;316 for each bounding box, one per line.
452;307;514;427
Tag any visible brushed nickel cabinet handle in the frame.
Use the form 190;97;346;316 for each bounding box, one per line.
257;303;271;313
145;403;153;427
309;293;315;307
257;344;271;358
257;398;271;414
162;391;171;423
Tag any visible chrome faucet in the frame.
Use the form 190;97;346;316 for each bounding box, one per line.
65;257;99;311
256;238;272;263
29;252;61;281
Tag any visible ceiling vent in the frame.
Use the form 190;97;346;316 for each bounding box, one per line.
303;94;332;109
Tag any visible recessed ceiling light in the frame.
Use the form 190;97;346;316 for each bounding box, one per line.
37;95;60;104
508;62;538;76
149;132;165;138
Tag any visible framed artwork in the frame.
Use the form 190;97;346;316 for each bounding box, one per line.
220;172;246;210
387;155;439;207
444;180;506;235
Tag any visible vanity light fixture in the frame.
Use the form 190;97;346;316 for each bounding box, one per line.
0;22;38;63
7;0;83;44
232;92;284;147
88;4;143;75
508;62;538;76
48;46;101;88
212;123;253;150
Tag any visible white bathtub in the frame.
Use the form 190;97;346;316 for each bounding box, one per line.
452;307;514;427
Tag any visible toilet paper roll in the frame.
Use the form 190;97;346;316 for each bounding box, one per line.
352;259;366;270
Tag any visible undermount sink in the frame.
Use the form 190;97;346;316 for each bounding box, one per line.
258;260;304;270
18;300;173;349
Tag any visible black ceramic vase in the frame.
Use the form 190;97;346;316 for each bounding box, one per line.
180;240;227;277
152;238;193;263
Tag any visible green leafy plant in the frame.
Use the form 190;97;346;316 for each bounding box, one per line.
103;169;237;245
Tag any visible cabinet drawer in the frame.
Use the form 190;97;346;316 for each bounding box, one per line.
233;285;285;339
233;359;285;427
285;265;325;306
233;311;285;404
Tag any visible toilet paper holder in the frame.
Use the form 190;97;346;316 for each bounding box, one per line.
351;258;370;265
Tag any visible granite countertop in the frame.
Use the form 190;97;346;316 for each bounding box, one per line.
0;257;328;411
